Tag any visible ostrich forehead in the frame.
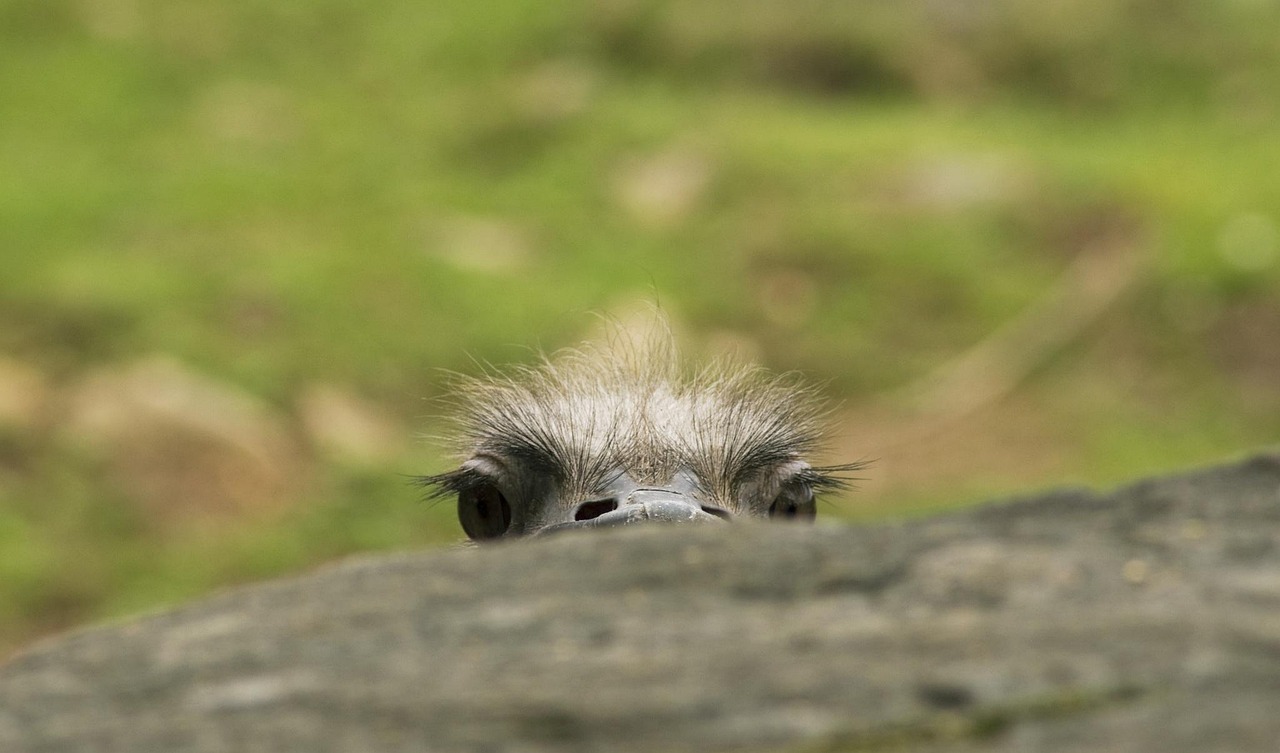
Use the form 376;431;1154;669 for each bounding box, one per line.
445;346;828;490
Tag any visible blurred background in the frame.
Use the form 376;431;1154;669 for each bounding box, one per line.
2;0;1278;656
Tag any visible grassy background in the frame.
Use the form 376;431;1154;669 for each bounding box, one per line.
2;0;1278;654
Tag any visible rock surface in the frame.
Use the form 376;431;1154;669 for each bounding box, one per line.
2;453;1279;753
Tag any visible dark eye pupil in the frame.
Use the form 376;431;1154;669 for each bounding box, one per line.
768;485;814;521
460;484;512;540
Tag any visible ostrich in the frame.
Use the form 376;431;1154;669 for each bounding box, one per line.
420;331;861;540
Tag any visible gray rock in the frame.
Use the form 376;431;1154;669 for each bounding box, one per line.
2;453;1279;753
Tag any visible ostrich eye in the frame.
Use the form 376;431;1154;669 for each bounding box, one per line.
458;483;512;540
768;483;816;521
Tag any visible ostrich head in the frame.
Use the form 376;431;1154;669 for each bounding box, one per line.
419;331;860;540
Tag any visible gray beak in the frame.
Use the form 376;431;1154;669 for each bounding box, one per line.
538;489;725;535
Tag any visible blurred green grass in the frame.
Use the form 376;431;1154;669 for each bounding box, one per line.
1;0;1278;654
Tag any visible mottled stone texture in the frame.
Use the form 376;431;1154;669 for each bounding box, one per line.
3;453;1279;753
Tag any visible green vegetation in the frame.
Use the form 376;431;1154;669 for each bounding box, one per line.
2;0;1278;653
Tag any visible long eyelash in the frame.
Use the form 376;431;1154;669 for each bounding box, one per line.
798;460;873;493
413;468;488;502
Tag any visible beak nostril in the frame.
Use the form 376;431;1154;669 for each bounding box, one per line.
700;506;731;521
574;498;619;522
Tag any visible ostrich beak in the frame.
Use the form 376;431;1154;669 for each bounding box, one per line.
538;488;726;535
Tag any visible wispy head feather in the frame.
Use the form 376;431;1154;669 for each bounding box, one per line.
426;325;859;510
